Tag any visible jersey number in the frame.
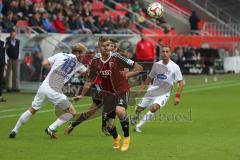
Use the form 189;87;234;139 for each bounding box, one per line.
62;58;76;74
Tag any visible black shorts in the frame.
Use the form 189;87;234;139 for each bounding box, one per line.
102;92;129;117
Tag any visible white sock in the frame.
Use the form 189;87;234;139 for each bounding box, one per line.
12;110;32;133
136;111;154;128
49;113;73;131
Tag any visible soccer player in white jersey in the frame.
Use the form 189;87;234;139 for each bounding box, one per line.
132;46;184;133
9;43;88;139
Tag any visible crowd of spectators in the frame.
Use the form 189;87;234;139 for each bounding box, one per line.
0;0;134;33
0;0;172;34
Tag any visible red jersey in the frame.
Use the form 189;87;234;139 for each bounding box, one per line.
136;39;155;61
88;52;135;94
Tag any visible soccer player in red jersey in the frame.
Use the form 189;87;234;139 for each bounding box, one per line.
74;37;143;151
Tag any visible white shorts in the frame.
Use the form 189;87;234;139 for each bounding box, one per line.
32;85;71;110
138;92;170;109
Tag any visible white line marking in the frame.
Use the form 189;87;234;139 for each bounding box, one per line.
1;81;240;119
0;103;91;119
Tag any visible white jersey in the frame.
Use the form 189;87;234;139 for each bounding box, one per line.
41;53;87;92
145;60;183;97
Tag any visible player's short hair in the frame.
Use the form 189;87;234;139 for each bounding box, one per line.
72;43;86;54
162;45;171;52
109;38;119;44
98;37;110;46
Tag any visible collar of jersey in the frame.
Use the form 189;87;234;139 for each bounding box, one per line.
100;51;112;63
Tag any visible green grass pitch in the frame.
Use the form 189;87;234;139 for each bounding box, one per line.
0;74;240;160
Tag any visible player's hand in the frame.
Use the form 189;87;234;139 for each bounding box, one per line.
73;95;84;101
120;70;129;79
174;97;180;106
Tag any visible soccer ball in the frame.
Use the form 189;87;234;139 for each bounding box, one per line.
147;2;164;18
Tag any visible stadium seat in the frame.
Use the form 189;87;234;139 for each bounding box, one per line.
115;3;128;10
109;10;127;21
16;20;29;27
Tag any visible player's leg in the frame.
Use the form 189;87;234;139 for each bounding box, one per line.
135;93;170;133
102;92;122;149
131;96;154;127
9;87;46;138
46;92;76;139
102;112;110;136
104;111;121;149
64;102;99;135
130;105;145;126
115;93;131;151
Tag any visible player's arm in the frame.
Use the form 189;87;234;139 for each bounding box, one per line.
117;54;143;78
125;62;143;78
174;80;184;105
42;59;51;70
73;78;93;101
134;76;152;97
42;53;61;70
73;60;98;101
174;66;184;106
134;63;156;97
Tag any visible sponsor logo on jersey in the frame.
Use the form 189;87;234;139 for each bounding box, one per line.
157;74;167;80
119;99;124;105
100;70;111;76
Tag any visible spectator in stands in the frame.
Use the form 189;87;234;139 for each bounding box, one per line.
68;14;82;33
82;1;92;17
52;12;67;33
29;12;43;33
2;11;15;33
156;17;171;34
9;0;19;15
189;11;200;35
172;46;184;69
18;0;30;20
41;12;55;32
53;3;63;15
84;16;100;33
32;50;43;81
126;3;135;22
76;16;92;34
136;9;146;28
64;1;77;17
132;0;140;12
156;39;163;61
22;53;34;81
115;15;128;34
5;30;20;92
45;2;56;15
0;29;6;102
102;16;116;34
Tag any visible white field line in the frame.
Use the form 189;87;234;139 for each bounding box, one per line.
183;82;240;93
0;103;91;119
0;80;236;113
1;81;240;119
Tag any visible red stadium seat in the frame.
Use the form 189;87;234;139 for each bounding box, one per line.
115;3;128;10
16;20;29;27
92;1;104;11
109;10;127;21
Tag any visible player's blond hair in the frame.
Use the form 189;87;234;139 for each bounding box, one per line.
72;43;86;54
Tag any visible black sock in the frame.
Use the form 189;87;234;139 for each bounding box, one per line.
102;116;106;129
108;126;118;139
120;116;129;137
72;112;87;127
